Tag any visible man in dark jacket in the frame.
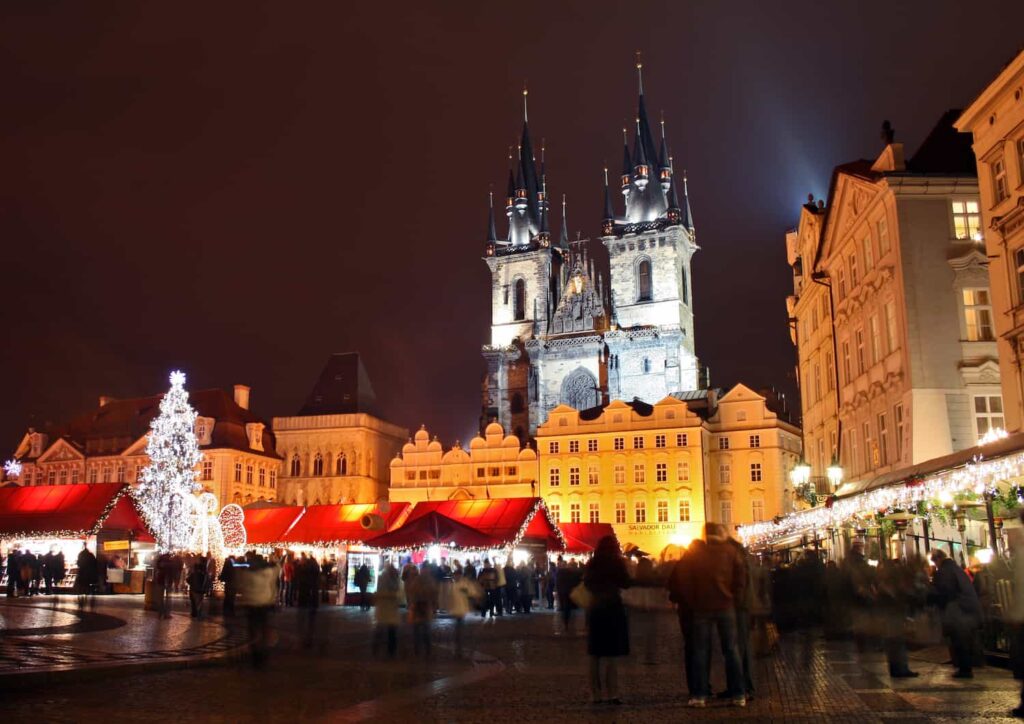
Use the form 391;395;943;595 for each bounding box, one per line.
668;539;704;699
930;549;981;678
685;523;747;708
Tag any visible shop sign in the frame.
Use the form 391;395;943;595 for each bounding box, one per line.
103;540;130;551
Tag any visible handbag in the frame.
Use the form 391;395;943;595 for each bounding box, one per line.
569;582;593;609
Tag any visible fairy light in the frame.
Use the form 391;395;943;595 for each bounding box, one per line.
219;504;247;549
4;459;22;479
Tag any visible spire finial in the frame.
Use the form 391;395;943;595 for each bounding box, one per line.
660;111;666;139
623;125;628;145
522;83;528;123
603;164;609;185
635;50;644;95
541;138;545;163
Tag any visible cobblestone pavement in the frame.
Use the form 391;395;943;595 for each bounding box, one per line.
2;598;1021;722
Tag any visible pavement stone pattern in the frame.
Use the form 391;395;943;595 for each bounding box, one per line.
1;597;1022;722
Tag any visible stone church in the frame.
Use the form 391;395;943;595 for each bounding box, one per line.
482;66;701;439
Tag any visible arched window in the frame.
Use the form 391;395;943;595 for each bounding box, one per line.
290;454;301;477
513;278;526;321
232;492;242;505
336;453;347;476
312;453;324;476
642;357;651;374
637;259;652;302
511;392;525;414
681;268;689;305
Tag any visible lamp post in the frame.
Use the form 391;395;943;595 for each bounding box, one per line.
886;511;915;560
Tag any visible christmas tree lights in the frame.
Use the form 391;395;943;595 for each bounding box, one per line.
136;371;201;551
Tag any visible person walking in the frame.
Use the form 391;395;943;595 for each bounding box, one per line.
929;548;981;678
668;539;704;699
296;554;321;648
374;562;401;657
583;536;632;705
220;556;237;616
877;557;920;679
557;560;583;633
408;564;438;657
478;559;498;617
237;554;279;669
186;559;209;618
687;523;747;708
449;568;479;658
75;544;98;610
355;563;372;612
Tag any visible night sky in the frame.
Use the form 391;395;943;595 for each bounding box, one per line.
2;2;1024;451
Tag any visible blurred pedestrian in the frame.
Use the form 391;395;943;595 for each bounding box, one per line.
187;559;209;618
844;540;877;654
792;550;826;669
668;539;703;698
583;536;631;705
876;557;920;678
408;564;438;656
727;537;757;698
220;556;237;616
355;563;372;612
557;560;583;633
75;544;98;610
238;555;279;669
374;562;401;657
449;567;480;658
929;548;981;679
296;554;321;648
479;559;498;617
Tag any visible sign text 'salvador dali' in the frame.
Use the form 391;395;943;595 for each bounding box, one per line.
627;523;679;533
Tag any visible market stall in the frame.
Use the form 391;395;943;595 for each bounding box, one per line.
0;483;154;593
558;522;618;557
241;504;305;547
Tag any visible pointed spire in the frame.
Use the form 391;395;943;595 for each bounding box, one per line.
635;50;644;96
621;127;632;194
681;169;694;231
658;113;671;168
522;83;529;123
633;117;648;166
602;166;616;235
486;191;498;243
559;194;569;248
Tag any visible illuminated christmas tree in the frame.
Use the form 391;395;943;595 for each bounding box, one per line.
137;370;201;551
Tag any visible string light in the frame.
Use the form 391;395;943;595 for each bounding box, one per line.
219;504;247;549
5;484;138;540
4;459;22;479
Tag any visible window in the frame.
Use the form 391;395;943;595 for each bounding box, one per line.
476;467;485;478
549;504;560;522
719;463;731;485
877;218;890;255
642;358;652;374
258;467;266;487
848;252;859;287
877;412;889;466
614;464;625;484
615;502;626;524
101;466;110;482
855;328;866;374
234;462;243;482
569;466;581;486
655;434;666;448
71;468;80;484
813;363;821;402
752;499;765;522
863;236;874;271
657;500;669;522
720;500;732;526
893;402;904;462
718;437;729;450
1018;138;1024;180
736;410;747;422
841;340;852;384
511;393;524;414
952;200;982;240
548;441;559;454
1017;249;1024;304
269;470;277;489
89;467;97;484
312;453;324;476
202;461;213;481
750;462;762;482
825;350;835;391
587;438;598;452
115;464;125;483
569;440;580;453
506;465;518;476
681;268;689;305
289;455;300;477
613;437;624;451
749;434;760;448
513;278;526;321
837;267;846;299
862;421;873;470
679;499;691;521
974;395;1005;438
994;158;1009;202
963;289;994;341
570;503;581;523
656;462;668;482
406;470;415;481
677;460;690;482
549;468;560;487
637;258;652;301
634;500;647;523
57;468;67;485
633;436;645;449
429;469;441;480
196;419;206;442
589;502;600;523
869;315;882;363
884;301;899;353
246;464;254;485
676;433;688;446
588;465;599;485
336;453;347;476
488;466;501;477
633;464;646;484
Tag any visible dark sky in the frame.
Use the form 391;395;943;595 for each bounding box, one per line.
2;2;1023;451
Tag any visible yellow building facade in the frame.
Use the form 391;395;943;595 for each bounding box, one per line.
389;422;538;503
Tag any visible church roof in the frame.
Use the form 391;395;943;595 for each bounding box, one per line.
297;352;379;417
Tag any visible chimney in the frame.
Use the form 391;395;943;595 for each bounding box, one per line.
99;395;115;407
234;385;251;410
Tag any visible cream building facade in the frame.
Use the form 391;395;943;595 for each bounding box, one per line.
956;50;1024;434
535;387;800;554
388;422;538;503
789;115;999;488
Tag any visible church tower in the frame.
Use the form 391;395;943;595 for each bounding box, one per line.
601;57;699;401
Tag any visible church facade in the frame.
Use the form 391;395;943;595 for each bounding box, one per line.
482;68;700;439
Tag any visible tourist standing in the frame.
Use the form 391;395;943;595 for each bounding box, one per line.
296;554;321;648
408;564;438;656
355;563;372;611
220;556;237;616
478;559;498;617
186;559;209;618
449;568;479;658
929;549;981;678
374;562;401;657
583;536;631;705
668;539;704;698
557;560;583;633
75;544;98;610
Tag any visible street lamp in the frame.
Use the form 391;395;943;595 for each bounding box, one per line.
789;459;811;487
826;459;843;490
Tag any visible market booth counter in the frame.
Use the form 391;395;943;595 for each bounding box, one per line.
0;483;154;593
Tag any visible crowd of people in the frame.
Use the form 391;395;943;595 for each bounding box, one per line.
2;545;68;597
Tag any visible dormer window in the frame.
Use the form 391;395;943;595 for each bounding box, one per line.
245;423;265;452
194;417;213;446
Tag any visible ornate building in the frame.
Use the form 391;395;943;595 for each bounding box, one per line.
482;64;699;439
388;422;538;503
10;384;281;506
274;353;408;506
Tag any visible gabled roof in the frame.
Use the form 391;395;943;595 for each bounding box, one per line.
905;109;976;175
0;483;152;540
281;502;410;546
368;510;501;550
297;352;378;417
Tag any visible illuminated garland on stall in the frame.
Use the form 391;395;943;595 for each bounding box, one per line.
737;450;1024;548
2;484;135;541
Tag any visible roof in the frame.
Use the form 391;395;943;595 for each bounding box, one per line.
578;398;654;421
281;502;410;546
297;353;379;417
904;109;976;175
0;483;153;541
242;505;305;545
558;522;617;554
40;388;278;461
371;498;564;551
368;510;502;550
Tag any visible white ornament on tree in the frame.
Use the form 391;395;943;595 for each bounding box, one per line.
136;370;202;551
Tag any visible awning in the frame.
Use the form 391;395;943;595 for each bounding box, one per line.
558;522;617;554
281;502;410;546
0;483;153;541
242;505;305;545
368;510;502;550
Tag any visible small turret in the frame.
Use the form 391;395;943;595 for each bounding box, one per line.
632;117;649;191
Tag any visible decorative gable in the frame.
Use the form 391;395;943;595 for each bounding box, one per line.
246;422;265;452
37;438;84;464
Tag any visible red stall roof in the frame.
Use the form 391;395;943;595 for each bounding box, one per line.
371;498;564;551
0;483;153;541
243;505;305;545
368;510;500;550
281;502;410;546
559;523;618;554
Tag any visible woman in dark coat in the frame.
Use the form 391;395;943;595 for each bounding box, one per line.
583;536;632;705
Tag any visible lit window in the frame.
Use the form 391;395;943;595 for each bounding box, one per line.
749;434;760;448
289;456;300;477
719;463;731;485
588;466;599;485
614;437;625;451
569;440;580;453
656;462;668;482
549;441;560;454
677;460;690;482
994;158;1009;202
877;218;890;255
952;200;982;240
259;467;266;487
750;462;762;482
655;434;666;448
569;467;580;486
589;502;600;523
614;464;625;485
587;439;598;452
720;500;732;526
246;464;254;484
657;500;669;522
633;436;645;449
752;499;765;522
718;437;729;450
633;464;646;484
202;461;213;481
637;259;652;302
549;468;560;487
862;236;874;271
848;252;859;287
58;468;67;485
877;412;889;466
884;302;899;353
549;504;560;521
679;499;691;522
615;501;626;524
963;289;994;341
570;503;581;523
676;433;688;447
269;470;277;489
634;500;647;523
974;395;1005;438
